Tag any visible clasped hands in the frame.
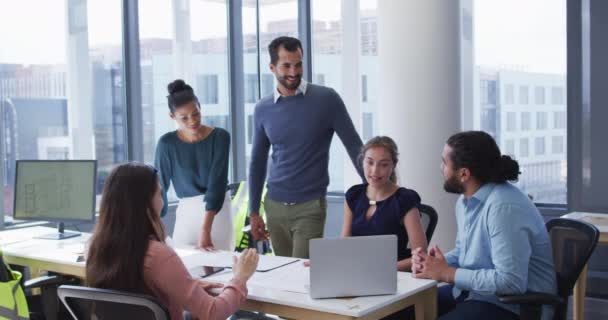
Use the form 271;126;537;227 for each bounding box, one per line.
412;245;456;283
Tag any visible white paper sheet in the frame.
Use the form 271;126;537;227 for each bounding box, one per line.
178;249;300;272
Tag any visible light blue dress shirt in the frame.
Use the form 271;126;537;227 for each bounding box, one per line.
444;182;557;316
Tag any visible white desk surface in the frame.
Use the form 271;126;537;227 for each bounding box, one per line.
1;226;87;267
181;249;436;318
562;211;608;234
1;226;437;318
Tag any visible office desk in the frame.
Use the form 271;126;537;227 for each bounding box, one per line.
239;273;436;320
1;226;87;278
1;226;437;320
561;212;608;320
186;250;437;320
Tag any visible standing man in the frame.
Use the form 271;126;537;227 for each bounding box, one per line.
248;36;363;258
412;131;557;320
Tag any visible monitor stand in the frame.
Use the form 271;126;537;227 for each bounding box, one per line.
35;222;81;240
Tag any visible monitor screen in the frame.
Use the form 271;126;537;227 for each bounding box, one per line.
13;160;97;222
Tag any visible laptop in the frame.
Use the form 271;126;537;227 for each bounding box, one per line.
309;235;397;299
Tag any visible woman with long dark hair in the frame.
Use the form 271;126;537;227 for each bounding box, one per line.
86;162;258;320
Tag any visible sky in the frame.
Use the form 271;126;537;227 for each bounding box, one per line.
0;0;566;74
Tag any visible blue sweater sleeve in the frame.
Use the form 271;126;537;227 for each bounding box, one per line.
330;89;365;181
204;129;230;213
248;105;271;214
154;139;172;218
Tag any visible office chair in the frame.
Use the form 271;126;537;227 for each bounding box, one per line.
24;272;79;320
227;182;241;198
499;218;600;320
2;248;78;320
418;203;439;243
57;285;170;320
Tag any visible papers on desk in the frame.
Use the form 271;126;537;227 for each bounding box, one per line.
178;249;300;272
207;260;310;294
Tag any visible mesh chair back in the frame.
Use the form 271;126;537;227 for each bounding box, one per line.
546;218;599;298
58;285;170;320
418;204;439;243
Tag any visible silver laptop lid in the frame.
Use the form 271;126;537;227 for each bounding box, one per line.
309;235;397;299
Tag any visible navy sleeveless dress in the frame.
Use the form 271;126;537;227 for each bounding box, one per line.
345;184;421;260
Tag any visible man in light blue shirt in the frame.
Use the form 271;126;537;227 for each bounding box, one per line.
413;131;556;320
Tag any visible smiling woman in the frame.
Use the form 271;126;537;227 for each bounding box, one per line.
341;136;428;273
154;79;234;252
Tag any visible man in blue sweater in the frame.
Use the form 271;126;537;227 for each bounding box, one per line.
248;36;363;258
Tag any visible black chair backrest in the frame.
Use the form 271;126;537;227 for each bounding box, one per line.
418;204;439;243
546;218;599;298
58;285;170;320
227;182;241;198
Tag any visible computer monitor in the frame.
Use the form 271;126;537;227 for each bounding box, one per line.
13;160;97;240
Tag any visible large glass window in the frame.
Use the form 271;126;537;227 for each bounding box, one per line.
312;0;378;192
471;0;567;203
536;111;548;130
242;0;299;178
138;0;231;201
521;112;531;131
1;0;126;218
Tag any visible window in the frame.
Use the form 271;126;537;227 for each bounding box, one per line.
520;138;529;158
314;73;325;86
506;112;517;131
535;137;545;155
312;0;379;192
521;112;531;130
138;0;231;201
247;115;253;145
552;136;564;154
470;0;567;203
519;85;529;104
481;79;497;105
197;74;219;104
534;86;545;104
536;111;547;130
245;74;258;104
362;112;373;140
242;0;299;178
504;84;514;104
505;139;515;156
554;111;566;129
1;0;126;217
551;86;564;104
261;74;275;98
362;75;368;103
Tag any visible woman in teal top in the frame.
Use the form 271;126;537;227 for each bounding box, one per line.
154;79;233;251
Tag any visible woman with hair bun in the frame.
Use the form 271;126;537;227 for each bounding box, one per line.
154;79;233;251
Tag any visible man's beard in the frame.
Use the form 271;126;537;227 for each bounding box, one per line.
278;75;302;90
443;174;465;194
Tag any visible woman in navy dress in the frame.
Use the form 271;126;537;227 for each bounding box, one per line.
341;136;427;271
